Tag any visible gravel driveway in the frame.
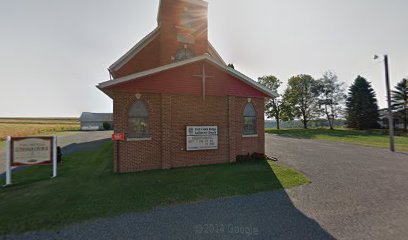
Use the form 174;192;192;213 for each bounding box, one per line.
2;134;408;240
266;134;408;239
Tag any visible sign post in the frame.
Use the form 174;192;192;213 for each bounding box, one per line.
112;133;125;173
52;136;57;178
4;136;11;186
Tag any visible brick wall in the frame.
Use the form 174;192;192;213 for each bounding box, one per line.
113;92;265;172
113;92;162;172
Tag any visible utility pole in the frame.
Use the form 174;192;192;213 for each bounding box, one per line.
384;55;395;152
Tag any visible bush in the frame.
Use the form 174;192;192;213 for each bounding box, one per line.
251;152;268;160
103;122;111;130
236;152;267;163
236;153;251;163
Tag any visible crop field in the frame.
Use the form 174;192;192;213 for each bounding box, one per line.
0;118;80;142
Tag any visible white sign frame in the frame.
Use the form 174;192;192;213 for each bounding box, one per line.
186;126;218;151
3;136;57;187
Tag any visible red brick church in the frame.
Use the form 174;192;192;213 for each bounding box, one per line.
98;0;277;173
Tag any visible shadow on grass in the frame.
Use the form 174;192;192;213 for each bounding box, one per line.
1;139;334;239
62;138;110;156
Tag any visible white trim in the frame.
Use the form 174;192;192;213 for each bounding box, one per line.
100;55;208;88
109;27;160;71
98;55;278;98
208;42;226;65
127;138;152;141
156;0;162;24
242;135;258;138
226;67;279;98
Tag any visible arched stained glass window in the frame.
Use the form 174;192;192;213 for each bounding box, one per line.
128;101;150;139
243;103;257;135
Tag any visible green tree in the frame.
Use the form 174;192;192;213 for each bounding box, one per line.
346;76;380;129
391;78;408;131
317;71;347;130
283;74;320;129
258;75;283;129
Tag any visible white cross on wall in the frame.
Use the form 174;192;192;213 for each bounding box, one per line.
193;64;214;100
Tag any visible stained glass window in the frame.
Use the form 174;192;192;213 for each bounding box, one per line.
128;101;150;139
243;103;257;135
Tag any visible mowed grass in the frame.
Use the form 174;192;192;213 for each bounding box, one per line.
0;118;80;142
266;128;408;152
0;142;309;234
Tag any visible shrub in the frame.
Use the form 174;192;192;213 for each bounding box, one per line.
236;152;267;163
251;152;268;160
103;122;111;130
236;153;251;163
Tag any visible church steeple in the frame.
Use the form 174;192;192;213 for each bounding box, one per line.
109;0;222;78
157;0;209;65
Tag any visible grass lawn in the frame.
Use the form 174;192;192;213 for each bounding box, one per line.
266;128;408;152
0;142;309;234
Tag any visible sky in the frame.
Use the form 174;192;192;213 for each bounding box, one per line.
0;0;407;117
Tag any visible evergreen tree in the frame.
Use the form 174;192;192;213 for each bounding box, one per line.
346;76;380;129
391;78;408;131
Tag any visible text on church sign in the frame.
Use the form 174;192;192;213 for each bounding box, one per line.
11;137;53;166
186;126;218;151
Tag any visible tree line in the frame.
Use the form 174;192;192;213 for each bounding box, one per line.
258;73;408;131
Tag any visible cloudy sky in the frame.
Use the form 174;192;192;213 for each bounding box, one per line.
0;0;407;117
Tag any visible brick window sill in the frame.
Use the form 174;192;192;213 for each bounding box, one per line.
127;138;152;141
242;135;258;138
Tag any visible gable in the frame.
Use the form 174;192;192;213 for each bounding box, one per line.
103;60;272;98
109;28;161;78
108;0;226;79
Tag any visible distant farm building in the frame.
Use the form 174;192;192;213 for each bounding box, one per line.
79;112;113;131
378;108;405;129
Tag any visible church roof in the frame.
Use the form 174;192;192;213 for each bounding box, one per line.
98;54;278;98
109;27;161;72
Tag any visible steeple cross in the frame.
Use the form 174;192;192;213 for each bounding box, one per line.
193;64;214;100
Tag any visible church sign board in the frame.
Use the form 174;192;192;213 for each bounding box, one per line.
3;136;57;187
186;126;218;151
11;137;54;166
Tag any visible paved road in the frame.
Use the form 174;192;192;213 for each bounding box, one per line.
2;134;408;239
0;131;112;174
